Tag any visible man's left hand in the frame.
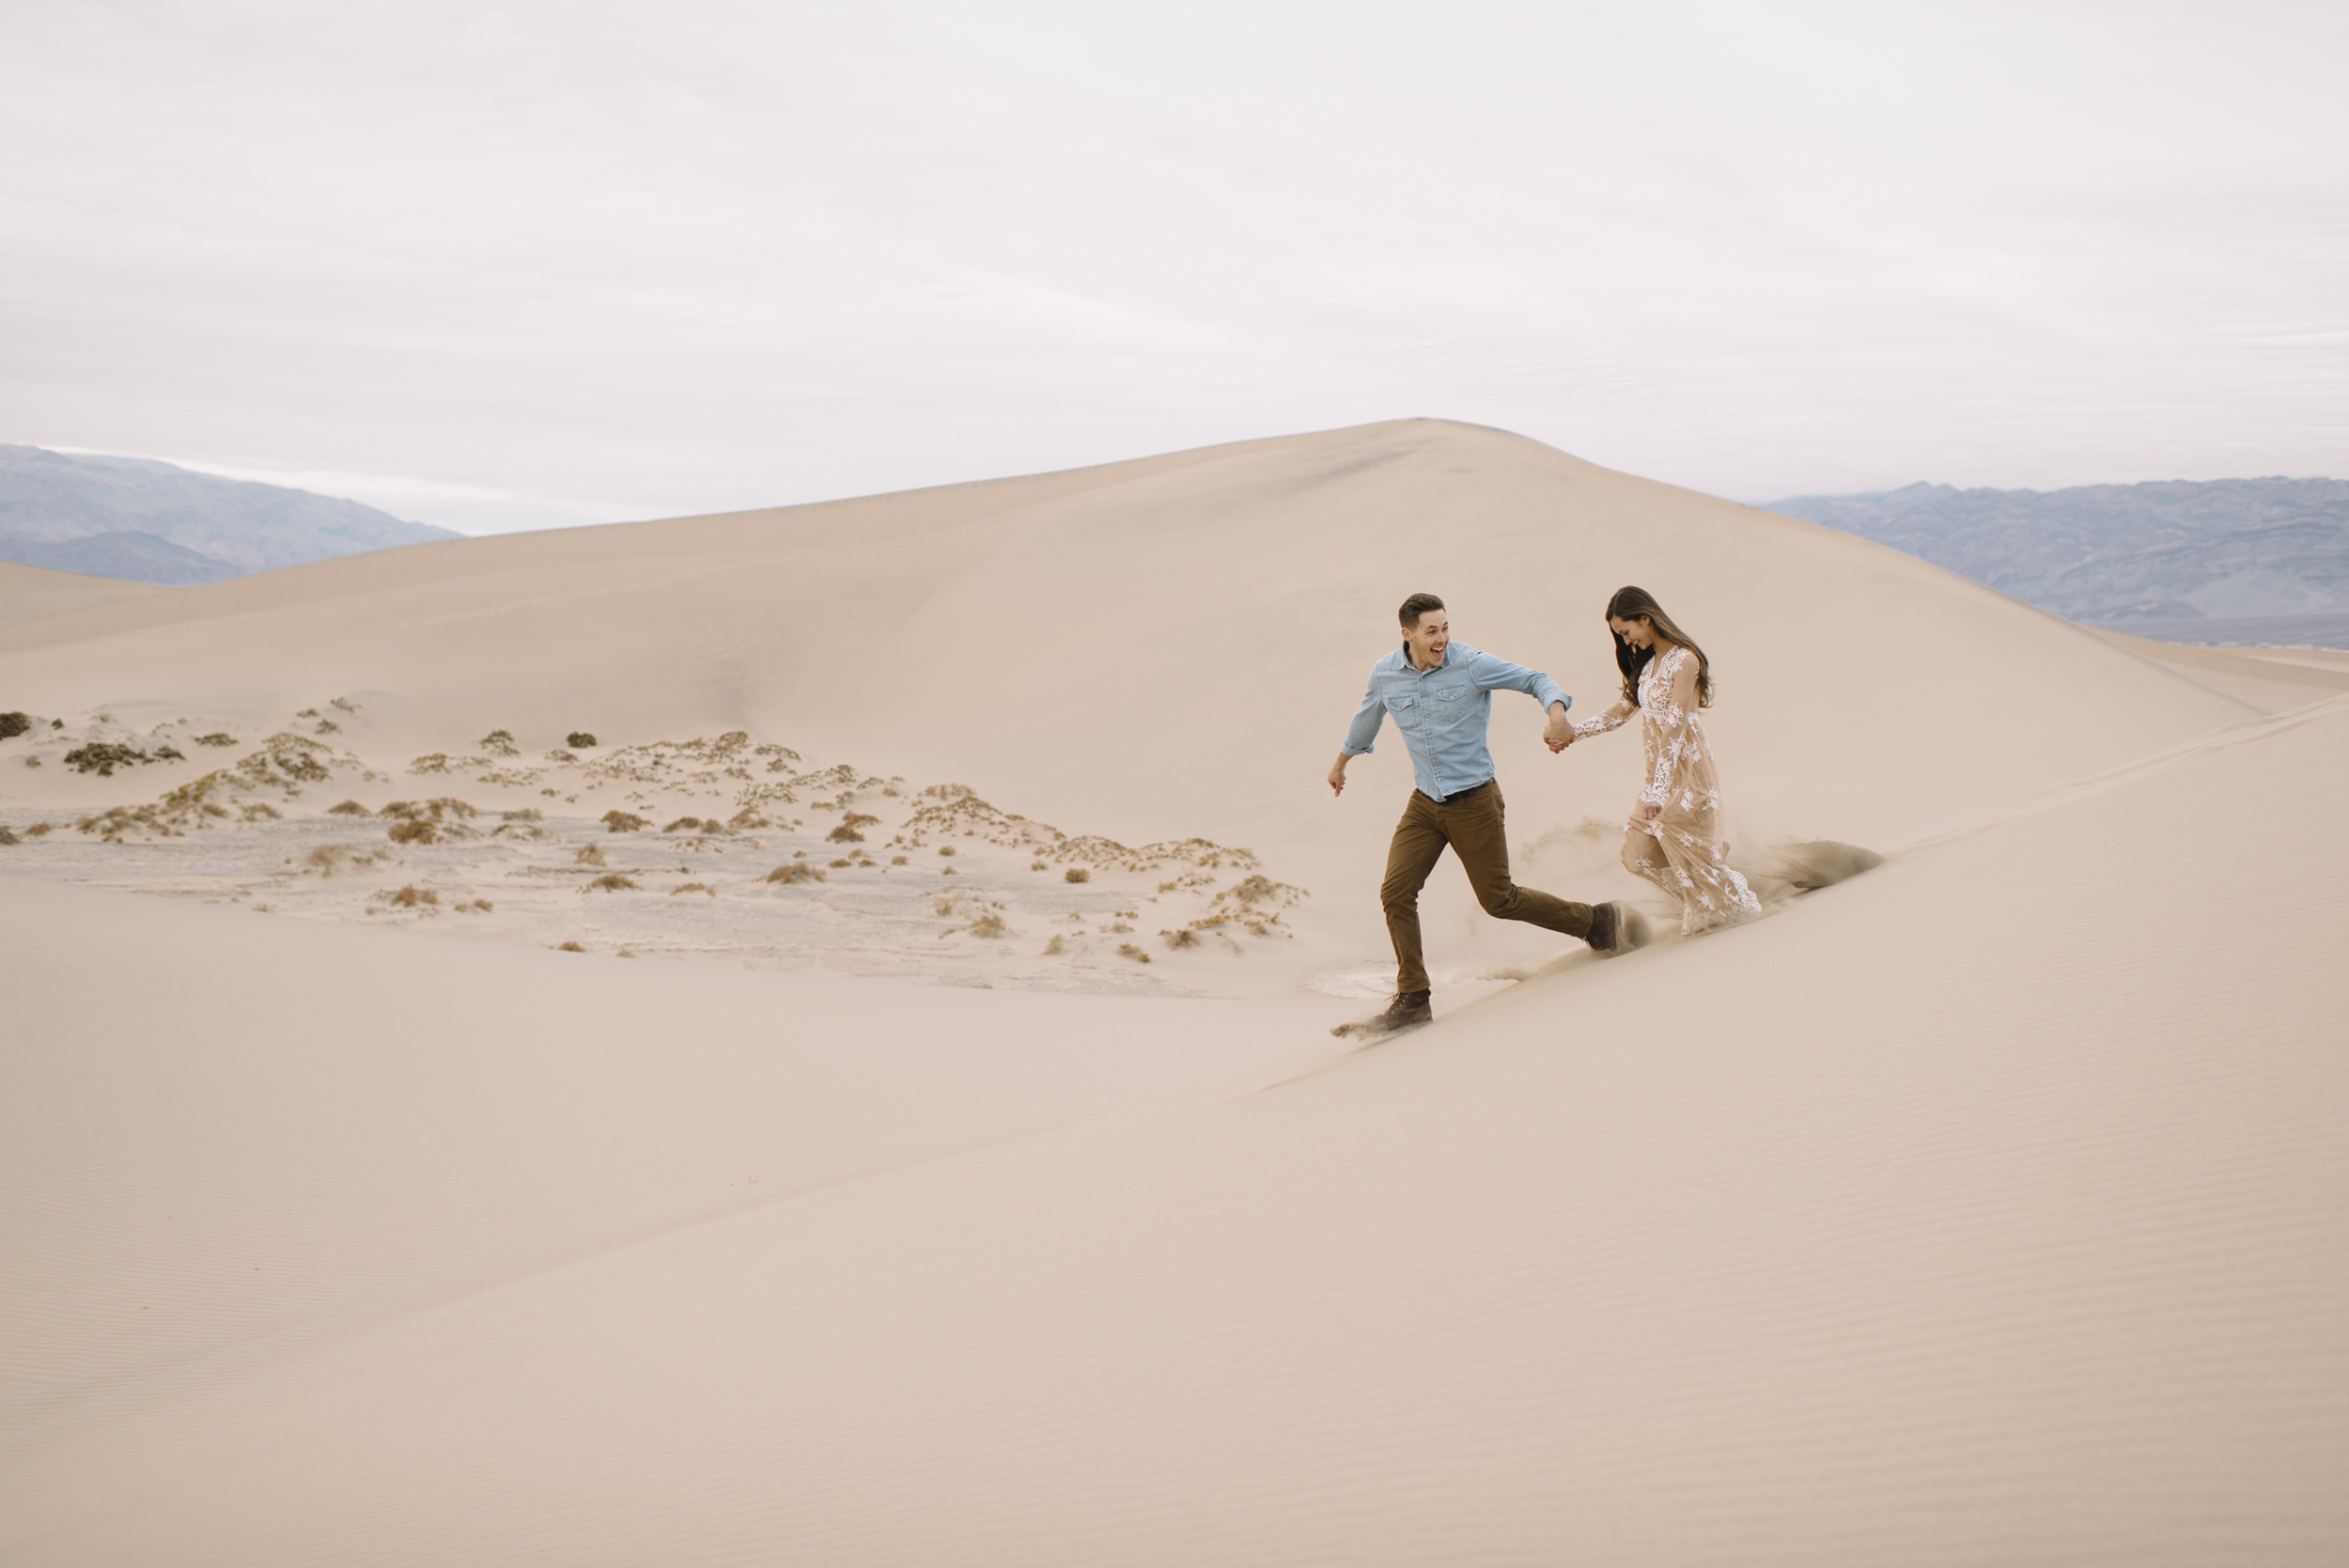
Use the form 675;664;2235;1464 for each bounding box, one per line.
1543;705;1574;753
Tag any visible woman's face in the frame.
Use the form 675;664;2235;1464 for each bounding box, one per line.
1610;614;1655;649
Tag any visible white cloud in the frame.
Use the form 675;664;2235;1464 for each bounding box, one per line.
1;0;2342;527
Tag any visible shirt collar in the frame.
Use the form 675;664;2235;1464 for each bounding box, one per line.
1399;641;1452;675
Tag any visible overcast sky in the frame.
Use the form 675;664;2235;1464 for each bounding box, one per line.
4;0;2343;534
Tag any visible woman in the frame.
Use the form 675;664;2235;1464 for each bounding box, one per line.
1559;586;1762;936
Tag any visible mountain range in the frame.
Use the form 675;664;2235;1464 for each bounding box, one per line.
1764;476;2349;637
0;444;459;584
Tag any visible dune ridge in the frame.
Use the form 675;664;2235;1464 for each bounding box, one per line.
4;421;2345;1561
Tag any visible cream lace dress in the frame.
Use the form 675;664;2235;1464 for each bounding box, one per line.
1572;644;1762;935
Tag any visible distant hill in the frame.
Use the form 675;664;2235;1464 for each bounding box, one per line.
0;444;461;584
1763;477;2349;633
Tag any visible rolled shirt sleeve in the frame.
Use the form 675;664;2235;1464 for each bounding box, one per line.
1341;674;1385;756
1463;648;1569;714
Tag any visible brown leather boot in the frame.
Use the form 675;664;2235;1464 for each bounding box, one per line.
1588;901;1650;956
1367;989;1433;1032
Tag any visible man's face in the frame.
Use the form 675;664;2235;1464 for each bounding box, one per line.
1405;610;1450;666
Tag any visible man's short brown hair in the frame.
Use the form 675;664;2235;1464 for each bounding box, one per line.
1398;592;1445;628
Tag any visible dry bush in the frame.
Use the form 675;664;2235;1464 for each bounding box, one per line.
0;712;30;740
891;855;909;865
314;720;340;735
386;818;438;845
298;844;379;877
566;732;599;749
241;802;280;822
1042;934;1066;955
1161;927;1199;950
0;826;16;846
967;912;1007;939
764;862;826;885
64;742;154;776
557;940;586;952
479;729;521;757
828;857;852;868
503;807;543;821
662;816;705;832
937;845;956;857
941;866;956;876
602;810;648;833
194;732;237;748
1117;943;1151;963
934;896;959;916
726;808;771;831
1063;866;1090;883
327;800;373;816
454;898;493;912
827;812;879;844
575;843;608;866
386;885;439;908
331;698;359;712
23;822;53;837
296;708;319;718
617;950;639;959
671;881;716;896
585;873;639;893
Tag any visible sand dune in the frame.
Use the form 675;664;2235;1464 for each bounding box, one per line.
4;422;2345;1561
0;420;2271;986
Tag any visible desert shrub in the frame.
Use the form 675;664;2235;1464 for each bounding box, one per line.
764;862;825;885
891;854;909;865
0;712;29;739
386;885;439;908
454;898;493;912
479;729;521;757
387;818;438;845
726;808;770;831
314;720;341;735
1161;927;1198;950
64;742;149;776
967;912;1007;938
556;940;586;952
662;816;704;832
23;822;53;837
296;707;319;718
575;844;608;866
327;800;372;816
240;802;280;821
331;698;358;712
383;798;476;821
585;873;639;893
941;865;956;875
670;881;716;896
22;757;39;768
938;845;956;857
194;732;236;747
602;810;648;833
0;826;16;846
827;812;879;845
1042;934;1066;955
830;857;855;867
1117;943;1151;963
567;732;599;748
1064;866;1090;883
503;807;542;821
301;844;366;876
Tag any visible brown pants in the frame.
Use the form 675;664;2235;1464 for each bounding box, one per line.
1381;780;1594;995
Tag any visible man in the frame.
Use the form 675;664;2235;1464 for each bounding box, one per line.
1329;592;1641;1032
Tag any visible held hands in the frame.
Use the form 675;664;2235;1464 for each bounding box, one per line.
1544;704;1575;753
1639;800;1662;822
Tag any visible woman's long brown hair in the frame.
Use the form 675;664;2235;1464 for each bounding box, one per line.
1607;585;1713;708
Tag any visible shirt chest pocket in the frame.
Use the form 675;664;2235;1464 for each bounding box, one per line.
1387;693;1419;727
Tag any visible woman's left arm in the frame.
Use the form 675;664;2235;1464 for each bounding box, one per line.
1638;651;1700;819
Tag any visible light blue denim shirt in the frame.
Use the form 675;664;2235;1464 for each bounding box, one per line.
1341;641;1570;802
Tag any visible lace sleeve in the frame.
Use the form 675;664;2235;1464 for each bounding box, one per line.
1640;648;1697;806
1571;697;1635;739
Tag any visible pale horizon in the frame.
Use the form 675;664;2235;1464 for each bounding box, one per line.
5;0;2344;536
